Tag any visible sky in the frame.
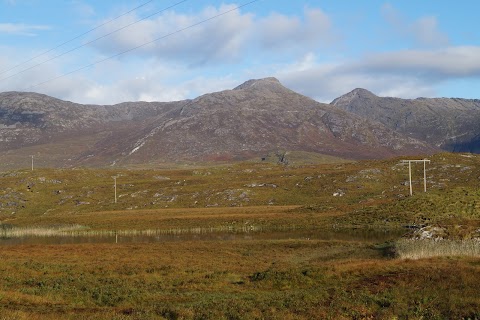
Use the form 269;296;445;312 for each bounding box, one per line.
0;0;479;105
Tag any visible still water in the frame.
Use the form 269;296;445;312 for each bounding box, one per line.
0;228;406;245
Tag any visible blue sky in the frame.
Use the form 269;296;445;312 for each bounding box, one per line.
0;0;479;104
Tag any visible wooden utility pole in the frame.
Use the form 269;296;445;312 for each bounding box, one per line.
112;176;117;203
408;161;412;196
401;159;431;196
423;160;427;192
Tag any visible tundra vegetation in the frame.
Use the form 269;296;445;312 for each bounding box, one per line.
0;152;479;319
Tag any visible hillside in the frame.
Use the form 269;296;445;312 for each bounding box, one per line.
108;77;432;165
0;152;478;236
0;78;435;169
0;91;182;168
332;88;480;152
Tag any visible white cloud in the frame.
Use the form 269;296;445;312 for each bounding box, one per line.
282;68;435;102
0;48;243;105
278;46;480;102
4;45;479;105
258;8;334;50
356;46;480;78
0;23;50;36
381;3;449;48
70;0;96;19
0;4;342;104
285;52;318;72
381;3;402;27
0;3;475;106
257;12;301;48
92;4;254;66
90;5;337;67
412;16;449;47
62;73;240;105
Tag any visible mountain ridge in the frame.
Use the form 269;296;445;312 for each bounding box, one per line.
331;88;480;152
0;78;466;169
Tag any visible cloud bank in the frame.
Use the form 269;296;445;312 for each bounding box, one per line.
0;23;50;36
0;2;479;104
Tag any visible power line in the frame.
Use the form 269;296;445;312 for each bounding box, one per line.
24;0;260;91
0;0;155;77
0;0;189;83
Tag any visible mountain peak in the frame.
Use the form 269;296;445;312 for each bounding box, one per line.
350;88;376;97
331;88;377;106
233;77;283;91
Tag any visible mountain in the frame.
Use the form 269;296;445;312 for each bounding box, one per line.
0;91;179;146
332;88;480;152
101;77;433;164
0;91;182;168
0;78;435;169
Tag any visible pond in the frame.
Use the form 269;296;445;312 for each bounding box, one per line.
0;228;406;245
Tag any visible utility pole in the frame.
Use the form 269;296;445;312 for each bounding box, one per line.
31;155;34;171
112;176;117;204
400;159;431;196
409;161;412;196
424;160;427;192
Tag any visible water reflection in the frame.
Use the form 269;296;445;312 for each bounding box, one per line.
0;228;405;246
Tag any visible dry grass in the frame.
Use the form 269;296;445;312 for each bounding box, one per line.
0;152;479;318
0;224;267;238
1;152;479;231
0;240;479;319
4;205;325;231
396;238;480;259
0;224;87;237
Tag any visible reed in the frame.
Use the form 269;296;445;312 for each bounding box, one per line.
396;238;480;259
0;224;270;238
0;224;87;237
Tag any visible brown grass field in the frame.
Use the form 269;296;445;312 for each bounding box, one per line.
0;152;479;319
0;239;479;319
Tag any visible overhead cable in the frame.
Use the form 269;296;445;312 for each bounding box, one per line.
25;0;260;91
0;0;189;83
0;0;155;76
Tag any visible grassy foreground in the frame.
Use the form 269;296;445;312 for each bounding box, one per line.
0;241;479;319
0;152;479;318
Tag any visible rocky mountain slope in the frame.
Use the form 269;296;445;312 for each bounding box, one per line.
0;78;436;169
332;88;480;153
0;91;180;148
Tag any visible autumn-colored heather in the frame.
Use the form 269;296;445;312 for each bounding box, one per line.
0;152;479;318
